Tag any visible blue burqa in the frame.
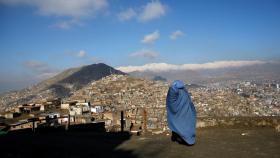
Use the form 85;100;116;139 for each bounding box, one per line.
166;80;197;145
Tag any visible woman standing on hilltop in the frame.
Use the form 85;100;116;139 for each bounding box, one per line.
166;80;197;145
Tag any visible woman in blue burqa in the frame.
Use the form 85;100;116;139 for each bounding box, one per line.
166;80;197;145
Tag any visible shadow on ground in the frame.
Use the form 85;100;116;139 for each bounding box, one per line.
0;123;137;158
117;127;280;158
2;125;280;158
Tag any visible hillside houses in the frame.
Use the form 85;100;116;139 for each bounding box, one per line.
0;74;279;132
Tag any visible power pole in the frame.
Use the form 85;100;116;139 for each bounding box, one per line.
121;111;124;133
143;108;147;133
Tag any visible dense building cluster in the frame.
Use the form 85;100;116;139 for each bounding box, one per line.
1;74;280;133
71;75;280;131
0;84;63;112
71;75;169;131
192;81;280;117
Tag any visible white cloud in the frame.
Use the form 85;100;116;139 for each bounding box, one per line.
117;60;267;73
36;72;59;80
73;50;102;64
170;30;184;40
129;49;159;59
139;0;166;22
141;30;160;44
23;60;60;79
116;1;167;22
0;0;108;18
77;50;87;58
0;0;108;29
117;8;137;21
51;19;83;29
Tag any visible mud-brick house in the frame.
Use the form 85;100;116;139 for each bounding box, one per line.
61;101;77;110
102;111;130;130
10;120;34;131
91;105;104;113
21;104;40;113
4;112;21;119
39;98;62;111
45;98;61;108
69;102;90;116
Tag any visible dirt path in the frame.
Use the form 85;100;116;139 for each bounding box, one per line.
117;127;280;158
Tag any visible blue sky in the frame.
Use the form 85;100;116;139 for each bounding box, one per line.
0;0;280;92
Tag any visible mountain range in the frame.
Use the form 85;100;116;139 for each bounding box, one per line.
129;62;280;84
